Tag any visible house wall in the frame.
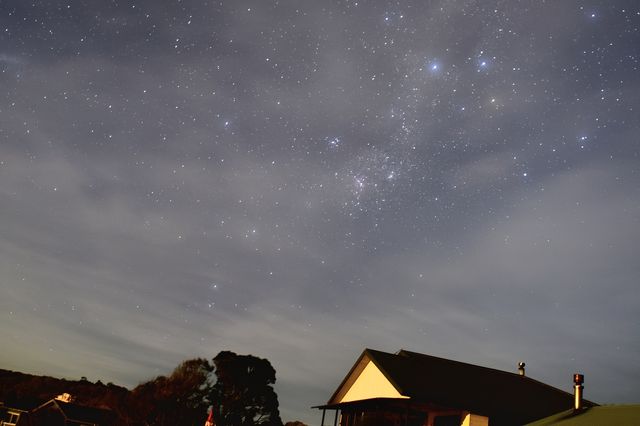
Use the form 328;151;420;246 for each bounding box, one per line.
340;361;408;403
461;413;489;426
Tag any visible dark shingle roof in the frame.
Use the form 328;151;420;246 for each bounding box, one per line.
0;398;44;411
44;400;113;425
331;348;597;426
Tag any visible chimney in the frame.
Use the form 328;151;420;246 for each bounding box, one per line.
518;362;526;376
573;373;584;410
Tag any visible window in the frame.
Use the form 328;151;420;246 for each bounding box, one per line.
3;411;21;426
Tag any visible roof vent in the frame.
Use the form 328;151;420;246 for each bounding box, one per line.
518;362;526;376
573;373;584;411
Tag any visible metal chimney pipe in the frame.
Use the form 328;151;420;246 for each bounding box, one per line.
518;362;526;376
573;373;584;410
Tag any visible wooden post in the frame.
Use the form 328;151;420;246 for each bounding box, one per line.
334;409;339;426
404;401;409;426
321;409;326;426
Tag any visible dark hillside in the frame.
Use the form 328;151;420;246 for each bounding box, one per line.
0;368;130;419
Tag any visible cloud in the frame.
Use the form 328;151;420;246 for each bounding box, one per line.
0;54;22;65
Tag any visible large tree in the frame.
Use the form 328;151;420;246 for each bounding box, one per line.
210;351;283;426
129;358;213;425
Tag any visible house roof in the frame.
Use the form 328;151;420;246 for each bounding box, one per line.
0;398;44;412
323;348;597;426
526;405;640;426
58;400;113;424
34;399;114;425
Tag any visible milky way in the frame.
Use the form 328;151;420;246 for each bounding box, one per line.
1;1;639;422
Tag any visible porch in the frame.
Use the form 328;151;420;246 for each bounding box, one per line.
314;397;467;426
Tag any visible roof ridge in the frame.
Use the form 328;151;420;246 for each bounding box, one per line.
399;349;526;378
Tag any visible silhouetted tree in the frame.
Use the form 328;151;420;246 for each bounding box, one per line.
210;351;283;426
129;358;213;425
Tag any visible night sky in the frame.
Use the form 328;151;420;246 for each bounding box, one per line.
1;0;640;422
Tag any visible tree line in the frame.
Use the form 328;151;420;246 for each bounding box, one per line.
0;351;305;426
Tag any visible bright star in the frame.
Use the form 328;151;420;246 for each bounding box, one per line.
426;60;441;74
327;137;341;148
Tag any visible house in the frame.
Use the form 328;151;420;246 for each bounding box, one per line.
0;399;41;426
0;395;114;426
314;348;596;426
29;398;115;426
0;404;27;426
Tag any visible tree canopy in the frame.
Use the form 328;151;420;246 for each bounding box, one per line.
129;357;213;425
210;351;283;426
